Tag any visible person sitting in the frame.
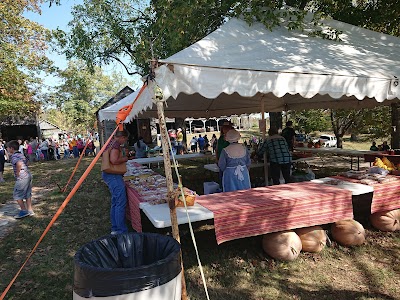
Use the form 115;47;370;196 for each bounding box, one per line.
370;141;379;151
218;129;251;192
134;136;148;158
381;141;390;151
85;139;95;156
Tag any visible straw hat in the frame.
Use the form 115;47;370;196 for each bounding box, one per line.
225;129;241;143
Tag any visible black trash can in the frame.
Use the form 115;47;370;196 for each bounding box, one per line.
73;232;182;299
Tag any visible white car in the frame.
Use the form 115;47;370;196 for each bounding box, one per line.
313;135;337;147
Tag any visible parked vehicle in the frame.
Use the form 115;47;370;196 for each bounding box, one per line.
313;135;337;147
295;133;308;142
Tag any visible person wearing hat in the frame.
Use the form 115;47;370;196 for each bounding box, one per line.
218;129;251;192
175;128;184;154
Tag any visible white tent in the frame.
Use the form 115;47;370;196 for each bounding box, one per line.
98;14;400;122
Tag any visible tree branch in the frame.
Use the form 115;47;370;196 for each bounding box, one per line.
109;55;141;76
121;17;148;23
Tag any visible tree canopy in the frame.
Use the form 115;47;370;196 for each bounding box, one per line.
60;0;399;76
56;0;399;143
0;0;53;119
43;60;130;133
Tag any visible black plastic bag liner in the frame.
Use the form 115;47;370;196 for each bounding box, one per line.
73;232;181;298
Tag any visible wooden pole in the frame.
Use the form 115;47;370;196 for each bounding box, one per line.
155;99;188;300
261;97;269;186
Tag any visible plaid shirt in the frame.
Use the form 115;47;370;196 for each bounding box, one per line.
258;135;292;164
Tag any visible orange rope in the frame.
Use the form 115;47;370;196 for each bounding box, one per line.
0;82;149;300
61;140;90;193
0;125;119;300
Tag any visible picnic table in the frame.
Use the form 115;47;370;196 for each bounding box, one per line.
133;153;205;167
294;147;381;170
363;153;400;165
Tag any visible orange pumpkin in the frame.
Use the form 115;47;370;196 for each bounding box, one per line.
295;226;326;253
370;209;400;232
331;219;365;247
262;230;302;261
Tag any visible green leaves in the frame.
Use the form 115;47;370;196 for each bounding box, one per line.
43;60;129;133
0;0;53;119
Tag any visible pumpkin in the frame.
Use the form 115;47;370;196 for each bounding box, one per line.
331;219;365;246
262;230;302;261
370;209;400;232
295;226;326;253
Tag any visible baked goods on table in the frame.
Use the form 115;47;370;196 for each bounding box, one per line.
124;161;197;205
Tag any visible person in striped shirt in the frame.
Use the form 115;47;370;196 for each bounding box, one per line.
6;140;34;219
258;127;292;185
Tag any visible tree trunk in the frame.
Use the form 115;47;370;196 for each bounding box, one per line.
336;135;344;148
391;103;400;149
269;112;282;131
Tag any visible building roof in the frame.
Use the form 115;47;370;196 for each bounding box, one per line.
95;86;134;115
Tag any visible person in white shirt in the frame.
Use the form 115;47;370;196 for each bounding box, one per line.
190;136;198;152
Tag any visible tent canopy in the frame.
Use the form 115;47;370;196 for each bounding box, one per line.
98;13;400;122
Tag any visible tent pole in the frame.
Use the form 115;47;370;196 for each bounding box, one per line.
155;100;188;300
261;97;269;186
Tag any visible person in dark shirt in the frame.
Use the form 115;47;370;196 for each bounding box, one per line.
370;141;379;151
258;127;292;185
281;121;296;151
381;141;390;151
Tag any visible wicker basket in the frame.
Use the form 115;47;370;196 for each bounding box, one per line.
175;187;196;207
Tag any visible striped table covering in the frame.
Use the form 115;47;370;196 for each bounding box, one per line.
196;182;353;244
125;184;143;232
334;175;400;214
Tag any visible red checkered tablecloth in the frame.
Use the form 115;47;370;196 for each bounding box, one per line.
196;182;353;244
334;175;400;214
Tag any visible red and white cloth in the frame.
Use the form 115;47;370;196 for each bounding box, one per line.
335;175;400;214
125;185;144;232
197;182;353;244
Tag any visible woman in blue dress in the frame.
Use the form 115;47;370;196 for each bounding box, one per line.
218;129;251;192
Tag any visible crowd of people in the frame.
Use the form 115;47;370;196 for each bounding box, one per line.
0;134;99;219
0;135;97;166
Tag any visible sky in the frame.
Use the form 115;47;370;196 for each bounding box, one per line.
24;0;140;90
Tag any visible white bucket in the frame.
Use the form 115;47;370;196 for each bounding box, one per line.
203;181;220;195
73;272;182;300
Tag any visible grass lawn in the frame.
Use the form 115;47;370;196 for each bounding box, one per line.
0;147;399;299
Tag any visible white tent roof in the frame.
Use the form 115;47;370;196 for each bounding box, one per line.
98;14;400;122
